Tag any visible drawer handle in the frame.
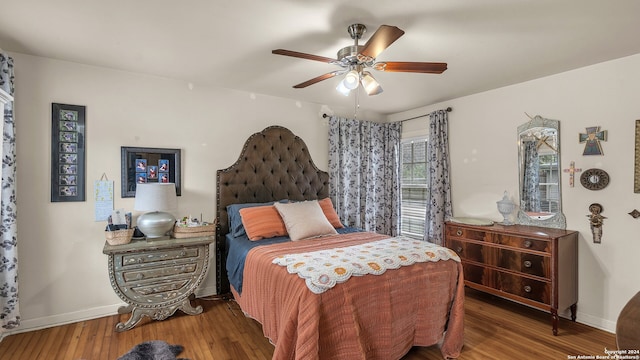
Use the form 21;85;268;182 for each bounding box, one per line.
180;250;187;257
135;273;144;280
523;260;532;268
524;285;532;293
456;246;463;253
137;258;143;264
523;240;532;248
456;230;463;236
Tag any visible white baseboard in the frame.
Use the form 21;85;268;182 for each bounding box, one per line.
5;303;123;336
576;311;616;334
2;286;219;338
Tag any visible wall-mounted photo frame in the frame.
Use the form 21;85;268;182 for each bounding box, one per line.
51;103;86;202
121;146;181;198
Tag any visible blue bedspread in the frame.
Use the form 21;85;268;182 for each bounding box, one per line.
226;227;362;294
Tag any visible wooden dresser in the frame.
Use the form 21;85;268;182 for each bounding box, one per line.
445;221;578;335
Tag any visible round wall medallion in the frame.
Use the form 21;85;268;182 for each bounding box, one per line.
580;168;610;190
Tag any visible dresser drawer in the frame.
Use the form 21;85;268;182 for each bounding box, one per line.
448;239;486;263
488;233;550;253
460;262;493;288
447;225;550;253
497;271;550;305
496;248;550;278
447;226;486;242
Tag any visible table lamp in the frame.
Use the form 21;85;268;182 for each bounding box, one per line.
134;183;177;239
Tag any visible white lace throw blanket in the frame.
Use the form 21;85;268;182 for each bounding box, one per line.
272;236;461;294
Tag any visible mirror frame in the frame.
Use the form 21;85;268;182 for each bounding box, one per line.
516;116;566;229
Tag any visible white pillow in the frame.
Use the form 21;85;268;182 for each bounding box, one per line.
274;201;338;241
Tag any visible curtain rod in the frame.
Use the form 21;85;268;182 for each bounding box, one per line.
321;107;452;120
397;107;452;122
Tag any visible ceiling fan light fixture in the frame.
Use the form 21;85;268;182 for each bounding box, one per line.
343;69;360;90
336;80;352;96
361;71;383;96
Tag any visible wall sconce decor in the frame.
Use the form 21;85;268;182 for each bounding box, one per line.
579;126;607;156
563;161;582;187
580;168;609;190
587;203;606;244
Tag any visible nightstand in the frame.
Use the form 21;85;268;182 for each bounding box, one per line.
102;236;214;331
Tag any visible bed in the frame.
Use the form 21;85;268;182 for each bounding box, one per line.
215;126;464;360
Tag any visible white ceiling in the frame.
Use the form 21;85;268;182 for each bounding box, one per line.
2;0;640;115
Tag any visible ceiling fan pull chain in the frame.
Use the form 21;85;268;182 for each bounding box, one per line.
354;87;360;120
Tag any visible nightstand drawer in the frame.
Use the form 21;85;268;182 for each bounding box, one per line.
121;247;200;267
122;263;198;282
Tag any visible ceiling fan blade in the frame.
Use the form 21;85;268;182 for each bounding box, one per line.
293;71;341;88
374;61;448;74
359;25;405;59
272;49;337;63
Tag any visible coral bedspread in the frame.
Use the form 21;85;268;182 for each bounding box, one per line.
231;231;464;360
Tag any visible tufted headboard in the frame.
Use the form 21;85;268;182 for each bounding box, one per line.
215;125;329;294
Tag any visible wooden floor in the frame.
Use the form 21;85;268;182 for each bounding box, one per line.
0;288;616;360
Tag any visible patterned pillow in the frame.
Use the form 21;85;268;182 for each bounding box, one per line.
274;201;337;241
239;205;288;241
318;197;344;228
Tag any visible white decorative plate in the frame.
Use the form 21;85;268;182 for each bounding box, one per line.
449;217;495;226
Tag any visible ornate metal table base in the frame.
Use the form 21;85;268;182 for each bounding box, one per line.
103;236;214;331
115;298;204;332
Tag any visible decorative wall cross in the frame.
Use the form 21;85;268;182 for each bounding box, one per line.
579;126;607;155
563;161;582;187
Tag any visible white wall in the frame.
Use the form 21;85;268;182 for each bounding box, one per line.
8;49;640;335
389;53;640;333
8;52;384;334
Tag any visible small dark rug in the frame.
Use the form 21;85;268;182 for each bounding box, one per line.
117;340;189;360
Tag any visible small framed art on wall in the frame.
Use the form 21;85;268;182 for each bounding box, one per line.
120;146;181;198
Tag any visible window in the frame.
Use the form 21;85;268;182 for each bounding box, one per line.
400;137;428;239
538;153;559;213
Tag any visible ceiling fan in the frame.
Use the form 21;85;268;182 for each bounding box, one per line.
272;23;447;96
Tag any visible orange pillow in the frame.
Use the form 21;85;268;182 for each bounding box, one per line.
239;205;288;240
318;198;344;228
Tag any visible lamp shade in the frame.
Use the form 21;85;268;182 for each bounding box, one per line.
134;183;177;212
361;71;383;96
336;80;352;96
343;70;360;90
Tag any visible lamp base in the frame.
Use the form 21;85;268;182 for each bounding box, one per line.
137;211;175;239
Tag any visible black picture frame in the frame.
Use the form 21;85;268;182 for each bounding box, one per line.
121;146;181;198
51;103;86;202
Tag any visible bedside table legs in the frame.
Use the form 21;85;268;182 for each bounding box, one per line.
179;299;203;315
114;297;204;332
116;307;146;332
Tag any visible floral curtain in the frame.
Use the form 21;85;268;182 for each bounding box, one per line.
521;141;541;212
328;116;401;236
424;109;452;245
0;51;19;333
